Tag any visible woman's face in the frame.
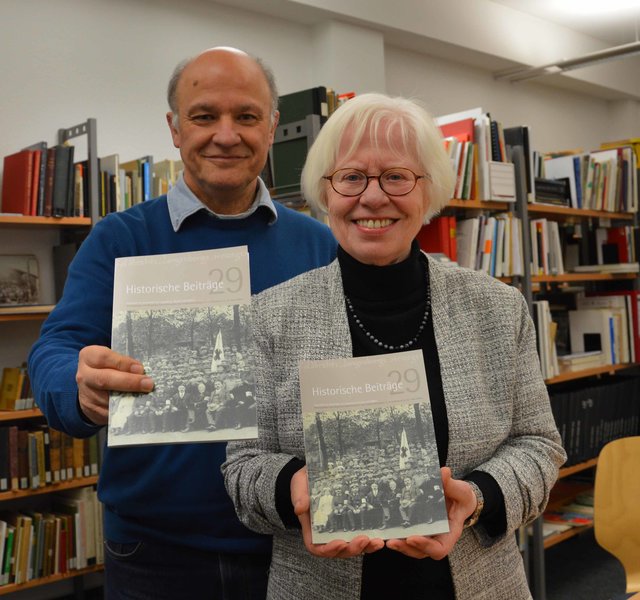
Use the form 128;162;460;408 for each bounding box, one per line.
325;124;430;266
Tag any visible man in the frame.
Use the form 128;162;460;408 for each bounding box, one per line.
28;47;336;599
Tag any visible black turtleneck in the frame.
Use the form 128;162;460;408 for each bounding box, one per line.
339;241;454;599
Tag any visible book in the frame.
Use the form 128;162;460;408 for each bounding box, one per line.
51;145;75;217
299;350;449;543
109;246;258;446
569;309;617;364
417;216;456;261
571;262;639;273
1;150;36;215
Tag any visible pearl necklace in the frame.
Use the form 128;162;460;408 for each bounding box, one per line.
344;264;431;352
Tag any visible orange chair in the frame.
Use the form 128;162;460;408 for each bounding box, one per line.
594;436;640;594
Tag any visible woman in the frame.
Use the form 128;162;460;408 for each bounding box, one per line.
223;93;566;599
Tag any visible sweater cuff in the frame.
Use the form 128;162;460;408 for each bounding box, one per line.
464;470;507;537
275;457;306;529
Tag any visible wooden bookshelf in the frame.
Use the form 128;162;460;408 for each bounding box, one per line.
527;204;635;221
0;408;43;422
0;564;103;596
448;199;512;211
0;305;55;322
545;363;634;385
558;458;598;479
543;524;592;549
0;215;91;228
532;272;638;283
0;475;98;502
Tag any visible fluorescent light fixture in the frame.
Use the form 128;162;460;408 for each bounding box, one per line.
494;40;640;82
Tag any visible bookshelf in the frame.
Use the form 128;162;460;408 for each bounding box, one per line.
0;209;97;594
437;135;639;600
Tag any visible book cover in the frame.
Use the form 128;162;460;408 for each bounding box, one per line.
109;246;257;446
51;145;74;217
299;350;448;543
1;150;35;215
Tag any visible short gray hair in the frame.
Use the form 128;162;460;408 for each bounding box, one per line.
166;52;279;127
301;93;455;219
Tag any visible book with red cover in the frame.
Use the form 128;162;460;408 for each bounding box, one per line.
417;216;457;261
1;150;35;215
439;118;475;143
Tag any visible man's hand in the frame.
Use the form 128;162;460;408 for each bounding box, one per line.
386;467;477;560
76;345;154;425
291;467;384;559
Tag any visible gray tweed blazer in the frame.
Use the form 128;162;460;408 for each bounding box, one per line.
223;256;566;600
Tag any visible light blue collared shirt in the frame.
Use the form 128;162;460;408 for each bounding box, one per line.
166;174;278;232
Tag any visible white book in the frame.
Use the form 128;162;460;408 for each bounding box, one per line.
299;351;449;544
455;218;480;270
576;295;630;363
569;309;617;365
480;217;497;274
109;247;258;447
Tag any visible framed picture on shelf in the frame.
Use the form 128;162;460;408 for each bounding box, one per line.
0;254;40;306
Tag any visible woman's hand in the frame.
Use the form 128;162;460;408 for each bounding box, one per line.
386;467;477;559
291;467;385;559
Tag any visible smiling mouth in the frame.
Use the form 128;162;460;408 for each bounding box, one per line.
355;218;395;229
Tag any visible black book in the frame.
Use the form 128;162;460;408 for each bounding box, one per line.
51;145;74;217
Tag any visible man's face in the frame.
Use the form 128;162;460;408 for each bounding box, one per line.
167;49;279;214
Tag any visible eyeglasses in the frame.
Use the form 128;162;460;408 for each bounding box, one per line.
323;167;430;197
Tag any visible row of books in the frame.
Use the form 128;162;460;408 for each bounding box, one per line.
540;144;638;213
0;425;100;493
435;108;516;202
534;290;640;380
0;486;103;586
550;376;640;466
0;367;34;411
1;141;183;218
97;155;183;217
532;219;638;276
542;489;594;538
419;213;528;277
1;143;77;218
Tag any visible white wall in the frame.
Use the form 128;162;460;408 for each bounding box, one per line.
0;0;317;165
384;45;617;153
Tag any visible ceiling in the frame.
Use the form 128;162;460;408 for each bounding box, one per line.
491;0;640;46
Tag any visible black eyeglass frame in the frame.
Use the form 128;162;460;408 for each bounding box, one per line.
322;167;432;197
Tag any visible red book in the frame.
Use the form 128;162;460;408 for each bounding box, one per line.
1;150;35;215
607;226;630;262
417;216;456;260
439;118;475;143
30;150;41;216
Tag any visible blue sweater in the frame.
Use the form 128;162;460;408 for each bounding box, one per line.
28;196;336;553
